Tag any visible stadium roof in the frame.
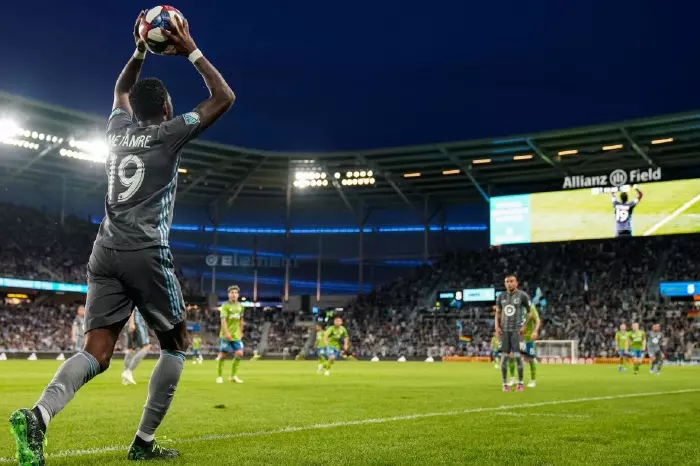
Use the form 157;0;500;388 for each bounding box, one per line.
1;90;699;211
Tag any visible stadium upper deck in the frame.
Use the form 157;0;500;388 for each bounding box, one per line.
1;90;699;209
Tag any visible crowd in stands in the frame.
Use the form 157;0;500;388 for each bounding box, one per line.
0;202;698;362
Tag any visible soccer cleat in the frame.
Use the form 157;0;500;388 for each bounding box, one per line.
516;383;525;392
127;438;179;461
324;370;330;376
122;370;136;385
527;381;536;388
216;377;223;384
8;408;45;466
229;376;243;383
502;384;510;392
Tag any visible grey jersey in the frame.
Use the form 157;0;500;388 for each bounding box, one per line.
497;289;531;331
72;315;85;339
612;197;639;233
95;107;203;250
647;331;663;352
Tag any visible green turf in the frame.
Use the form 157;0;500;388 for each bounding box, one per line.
529;179;700;242
1;360;699;465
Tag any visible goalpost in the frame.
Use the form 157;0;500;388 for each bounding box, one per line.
535;340;579;363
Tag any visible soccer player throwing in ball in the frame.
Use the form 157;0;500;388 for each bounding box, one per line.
495;274;534;392
9;11;234;463
626;322;646;375
322;316;350;376
217;285;245;384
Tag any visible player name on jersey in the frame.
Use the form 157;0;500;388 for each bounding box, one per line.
107;133;153;149
562;168;662;189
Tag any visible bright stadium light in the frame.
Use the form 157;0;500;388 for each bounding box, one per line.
472;158;491;164
558;149;578;156
651;138;673;145
0;119;20;139
334;172;341;179
367;170;373;177
369;177;375;184
353;171;359;178
513;154;534;161
360;170;366;177
346;171;352;178
322;179;328;186
442;169;460;175
602;144;623;151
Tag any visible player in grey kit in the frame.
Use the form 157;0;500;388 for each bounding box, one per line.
495;274;534;392
122;308;151;385
71;305;86;352
8;11;234;464
611;186;643;237
648;324;665;375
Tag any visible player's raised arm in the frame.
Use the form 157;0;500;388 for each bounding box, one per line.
635;186;644;203
113;11;148;114
162;16;234;130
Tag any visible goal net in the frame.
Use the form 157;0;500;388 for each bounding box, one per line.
535;340;578;363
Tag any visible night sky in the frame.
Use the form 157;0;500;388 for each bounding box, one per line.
3;0;698;151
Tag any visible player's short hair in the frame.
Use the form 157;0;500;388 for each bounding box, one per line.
129;78;169;121
620;192;629;203
505;274;518;280
227;285;240;293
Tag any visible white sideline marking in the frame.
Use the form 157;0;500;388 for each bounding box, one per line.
1;388;697;462
495;412;590;419
643;193;700;236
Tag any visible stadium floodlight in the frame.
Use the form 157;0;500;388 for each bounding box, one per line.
558;149;578;156
360;170;366;177
472;158;491;164
513;154;533;160
367;170;373;177
403;172;421;178
369;177;375;184
0;119;20;139
334;172;341;179
353;171;360;178
651;137;673;145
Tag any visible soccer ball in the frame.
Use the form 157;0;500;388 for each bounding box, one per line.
138;5;185;55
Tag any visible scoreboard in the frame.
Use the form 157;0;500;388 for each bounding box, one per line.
659;281;700;302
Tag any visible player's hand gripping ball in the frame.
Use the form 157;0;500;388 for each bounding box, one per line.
138;5;186;55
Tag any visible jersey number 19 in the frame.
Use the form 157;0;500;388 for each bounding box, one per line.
109;154;145;203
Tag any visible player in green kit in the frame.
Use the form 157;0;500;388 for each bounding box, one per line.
490;334;500;369
322;316;349;376
615;323;631;372
191;334;203;365
315;324;327;374
626;322;646;375
521;303;540;388
217;285;244;384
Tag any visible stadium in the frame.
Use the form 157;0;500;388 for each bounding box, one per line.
1;5;700;466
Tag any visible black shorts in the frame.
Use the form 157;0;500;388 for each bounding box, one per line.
616;230;632;237
500;331;521;355
85;244;186;333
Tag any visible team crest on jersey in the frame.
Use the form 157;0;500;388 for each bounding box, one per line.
504;304;516;317
183;112;200;125
513;298;520;304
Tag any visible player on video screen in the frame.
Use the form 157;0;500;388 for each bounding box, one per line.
611;186;643;237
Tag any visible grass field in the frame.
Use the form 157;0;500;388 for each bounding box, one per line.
1;360;700;465
530;179;700;242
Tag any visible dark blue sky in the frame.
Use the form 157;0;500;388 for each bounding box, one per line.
3;1;698;151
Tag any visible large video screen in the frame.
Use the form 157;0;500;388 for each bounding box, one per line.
490;178;700;245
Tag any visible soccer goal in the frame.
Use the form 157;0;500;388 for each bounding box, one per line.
535;340;578;362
